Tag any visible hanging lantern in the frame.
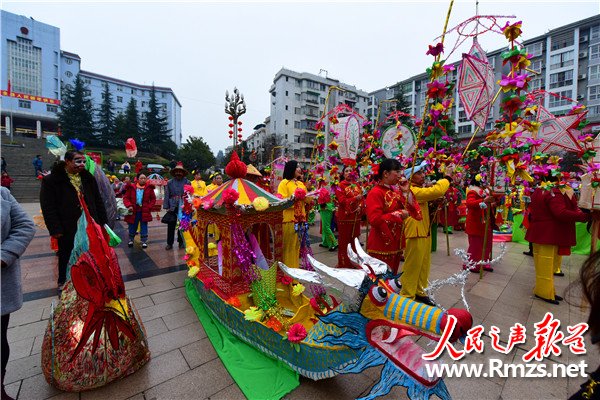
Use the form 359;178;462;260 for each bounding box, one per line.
228;123;234;128
237;121;243;125
228;116;234;121
238;128;242;132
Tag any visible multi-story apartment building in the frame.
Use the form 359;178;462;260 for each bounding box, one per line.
0;10;182;146
268;68;370;165
369;14;600;143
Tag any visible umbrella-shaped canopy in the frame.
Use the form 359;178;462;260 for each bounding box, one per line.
457;39;495;131
202;178;292;214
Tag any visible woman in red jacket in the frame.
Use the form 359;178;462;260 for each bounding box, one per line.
123;173;156;249
366;158;421;274
464;178;496;272
525;177;590;304
335;166;365;268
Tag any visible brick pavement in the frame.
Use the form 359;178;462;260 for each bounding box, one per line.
4;204;598;399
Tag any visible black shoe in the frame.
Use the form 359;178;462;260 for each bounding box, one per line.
329;246;337;252
535;294;559;305
165;244;173;250
554;271;565;277
142;242;148;249
523;251;533;257
555;295;564;301
415;295;435;306
319;244;327;248
128;241;134;248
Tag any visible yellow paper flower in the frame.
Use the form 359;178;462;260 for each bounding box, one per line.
548;155;561;165
524;105;538;116
187;266;200;278
499;122;519;140
475;174;482;182
430;62;444;80
244;306;264;321
253;196;269;211
430;102;444;112
291;283;305;297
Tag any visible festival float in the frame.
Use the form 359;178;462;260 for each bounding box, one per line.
180;151;473;399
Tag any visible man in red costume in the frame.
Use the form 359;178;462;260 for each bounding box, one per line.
464;177;496;272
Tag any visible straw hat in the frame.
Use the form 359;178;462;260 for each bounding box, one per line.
170;162;188;176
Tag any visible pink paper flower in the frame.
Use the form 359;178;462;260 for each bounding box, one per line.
286;323;307;343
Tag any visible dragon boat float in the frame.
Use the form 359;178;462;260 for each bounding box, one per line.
180;154;473;400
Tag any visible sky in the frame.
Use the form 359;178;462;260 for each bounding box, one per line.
2;1;599;154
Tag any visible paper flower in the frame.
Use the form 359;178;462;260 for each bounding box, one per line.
252;196;269;211
286;323;307;343
427;61;445;80
280;275;293;285
202;198;214;210
187;266;200;278
244;306;264;321
291;283;305;297
184;184;194;194
328;140;339;151
222;188;239;205
426;80;448;99
266;316;283;332
294;187;307;200
192;197;202;209
426;42;444;56
502;21;523;42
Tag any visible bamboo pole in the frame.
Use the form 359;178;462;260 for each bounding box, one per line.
480;207;490;280
444;203;450;256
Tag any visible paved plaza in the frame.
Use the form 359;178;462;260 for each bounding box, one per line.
4;204;598;399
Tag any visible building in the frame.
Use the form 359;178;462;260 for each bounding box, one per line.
369;14;600;142
0;10;182;146
268;68;370;165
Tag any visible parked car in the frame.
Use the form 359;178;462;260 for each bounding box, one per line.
146;164;166;173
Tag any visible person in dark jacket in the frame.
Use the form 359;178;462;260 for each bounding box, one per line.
40;151;108;292
163;162;190;250
525;176;590;304
123;173;156;248
1;187;35;400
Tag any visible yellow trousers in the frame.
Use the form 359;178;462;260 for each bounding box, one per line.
282;222;300;269
400;236;431;299
532;243;562;300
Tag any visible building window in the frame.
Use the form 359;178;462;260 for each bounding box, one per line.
141;90;145;96
117;85;123;92
591;44;600;61
7;37;42;96
46;104;58;113
458;125;472;134
162;93;166;98
84;89;91;97
526;42;543;57
550;50;574;70
84;78;91;84
131;88;137;95
101;93;105;99
590;65;600;81
66;58;73;65
285;105;288;110
531;60;543;73
458;110;468;123
285;76;289;82
548;90;572;108
591;25;600;41
285;119;289;125
285;91;289;96
117;96;123;103
530;78;543;91
295;93;301;101
142;101;146;107
65;71;73;78
320;97;325;105
549;70;573;89
294;107;300;115
590;85;600;101
588;105;600;116
294;121;301;129
18;100;31;109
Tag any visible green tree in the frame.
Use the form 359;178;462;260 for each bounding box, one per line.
177;136;216;172
96;82;115;146
143;85;171;153
114;112;127;147
383;88;414;129
124;98;141;146
58;74;96;144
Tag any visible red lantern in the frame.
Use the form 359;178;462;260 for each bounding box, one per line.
228;130;234;134
228;116;234;121
228;123;234;128
237;128;242;132
238;134;243;139
237;121;243;125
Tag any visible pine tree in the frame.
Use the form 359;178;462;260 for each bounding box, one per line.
124;98;141;146
143;85;171;152
96;82;115;146
385;88;414;129
113;112;127;148
58;74;96;144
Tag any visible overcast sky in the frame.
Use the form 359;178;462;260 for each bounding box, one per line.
3;1;599;153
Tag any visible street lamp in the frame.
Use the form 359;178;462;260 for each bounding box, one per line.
225;87;246;150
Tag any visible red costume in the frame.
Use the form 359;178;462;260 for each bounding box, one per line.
438;185;459;230
366;184;420;274
335;180;365;268
465;186;495;270
122;184;156;224
135;160;143;174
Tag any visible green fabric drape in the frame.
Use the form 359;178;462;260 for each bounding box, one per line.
320;205;337;248
185;279;299;400
511;214;597;255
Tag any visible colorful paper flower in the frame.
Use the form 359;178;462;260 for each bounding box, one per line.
291;283;305;297
502;20;523;42
280;275;293;285
227;296;241;308
286;323;307;343
294;187;306;200
426;80;448;99
222;188;239;205
328;140;339;151
266;316;283;332
187;266;200;278
243;306;264;321
69;138;85;151
426;42;444;57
